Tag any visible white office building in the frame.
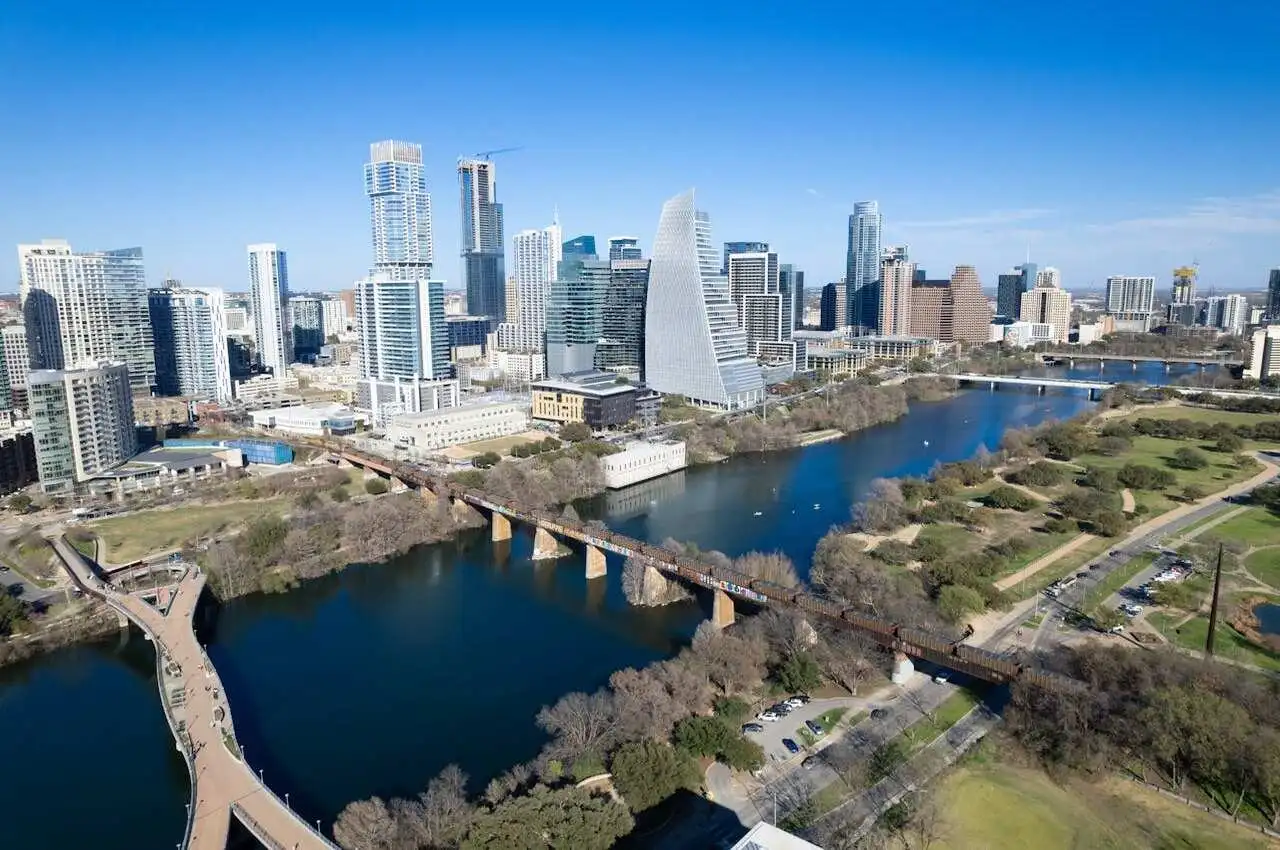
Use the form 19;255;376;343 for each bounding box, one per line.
1021;274;1072;343
250;402;363;437
18;239;155;393
322;296;350;335
510;221;563;351
1246;326;1280;380
1;324;29;396
644;190;764;409
247;243;291;374
387;400;529;452
1204;294;1248;335
28;361;136;494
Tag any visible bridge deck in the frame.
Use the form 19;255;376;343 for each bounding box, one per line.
54;540;337;850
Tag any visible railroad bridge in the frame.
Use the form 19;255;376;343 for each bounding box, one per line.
332;447;1072;691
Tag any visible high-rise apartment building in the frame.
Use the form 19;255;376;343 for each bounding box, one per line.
596;259;650;377
355;275;449;382
365;140;433;278
18;239;155;393
321;296;350;336
819;283;844;331
510;221;564;352
458;159;506;321
28;361;136;494
996;263;1037;319
1246;326;1280;380
1171;266;1197;305
563;235;597;258
608;237;642;261
247;243;291;373
722;241;769;276
645;191;763;409
907;267;990;344
546;255;607;377
1;325;29;407
728;252;791;357
780;265;804;331
1105;275;1156;332
1021;272;1072;342
288;296;325;361
845;202;882;334
1268;269;1280;321
0;338;10;412
148;287;232;402
1203;295;1248;335
879;257;916;337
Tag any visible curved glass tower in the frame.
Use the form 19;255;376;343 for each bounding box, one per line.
644;190;763;410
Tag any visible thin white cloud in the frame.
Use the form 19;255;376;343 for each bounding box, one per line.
897;208;1055;229
805;188;821;197
1088;190;1280;235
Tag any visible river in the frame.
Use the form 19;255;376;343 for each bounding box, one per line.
0;363;1210;849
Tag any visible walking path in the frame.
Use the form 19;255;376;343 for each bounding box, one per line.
994;533;1096;591
1121;489;1136;512
54;538;336;850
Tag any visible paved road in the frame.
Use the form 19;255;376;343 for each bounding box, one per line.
0;565;63;607
54;539;337;850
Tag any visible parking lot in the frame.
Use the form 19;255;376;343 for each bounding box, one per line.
745;695;864;767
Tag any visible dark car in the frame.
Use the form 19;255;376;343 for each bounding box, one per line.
782;738;801;754
805;719;824;735
741;723;765;734
870;708;889;720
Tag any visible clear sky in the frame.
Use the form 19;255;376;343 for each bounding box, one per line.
3;1;1278;294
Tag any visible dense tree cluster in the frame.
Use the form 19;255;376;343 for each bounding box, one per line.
1009;645;1280;826
1005;461;1071;488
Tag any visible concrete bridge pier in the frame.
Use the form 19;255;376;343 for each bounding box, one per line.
1098;360;1104;372
585;544;607;579
389;477;408;494
1131;360;1138;370
1037;384;1046;395
711;588;735;629
491;512;512;543
1163;361;1171;372
988;380;996;391
1068;358;1075;368
532;526;565;560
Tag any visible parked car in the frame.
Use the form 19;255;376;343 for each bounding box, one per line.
933;672;950;683
804;719;824;735
802;756;818;770
742;723;765;734
789;694;811;705
870;708;889;720
1108;624;1125;634
757;711;780;722
0;565;8;572
771;703;793;716
1110;550;1121;557
782;738;801;754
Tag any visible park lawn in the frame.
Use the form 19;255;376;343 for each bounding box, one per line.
1083;552;1157;614
814;707;848;732
1246;547;1280;591
913;523;979;554
903;689;979;751
1177;504;1246;540
87;499;288;562
934;760;1274;850
1113;405;1279;428
1151;612;1280;673
459;431;553;457
811;776;852;816
1205;507;1280;547
1077;435;1257;505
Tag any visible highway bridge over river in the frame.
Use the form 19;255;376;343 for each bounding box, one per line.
331;447;1075;691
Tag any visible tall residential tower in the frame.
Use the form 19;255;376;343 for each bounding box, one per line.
247;243;291;374
459;159;506;320
365;140;433;278
845;202;882;334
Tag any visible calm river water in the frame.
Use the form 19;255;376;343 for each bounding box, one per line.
0;363;1209;849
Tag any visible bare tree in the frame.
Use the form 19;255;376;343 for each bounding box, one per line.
689;621;768;695
609;666;690;741
334;797;397;850
734;551;801;588
536;690;618;762
650;656;714;715
417;764;473;848
851;478;907;533
483;761;535;805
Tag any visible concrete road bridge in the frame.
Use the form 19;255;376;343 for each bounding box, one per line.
329;446;1077;691
53;539;338;850
936;372;1280;403
1038;351;1242;368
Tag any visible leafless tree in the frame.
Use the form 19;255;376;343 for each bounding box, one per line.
609;666;690;741
483;761;536;805
814;629;879;695
334;796;397;850
851;478;907;533
734;551;801;588
416;764;473;848
536;690;618;763
689;621;767;694
650;655;714;715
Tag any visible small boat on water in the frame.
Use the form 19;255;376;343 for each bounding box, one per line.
753;511;763;517
813;503;821;510
923;440;930;447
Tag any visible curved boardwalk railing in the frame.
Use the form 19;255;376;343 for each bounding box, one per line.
155;646;199;847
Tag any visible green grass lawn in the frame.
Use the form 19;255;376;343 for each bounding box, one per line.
811;777;852;816
1204;507;1280;547
1004;535;1111;602
935;758;1274;850
1245;547;1280;590
903;689;980;751
1176;504;1244;540
87;499;288;562
1083;552;1157;614
1113;405;1279;427
1151;612;1280;672
1076;436;1257;507
814;707;848;732
914;523;979;553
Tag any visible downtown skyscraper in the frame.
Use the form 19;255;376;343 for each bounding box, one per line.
459;158;506;320
18;239;156;393
996;263;1037;320
148;285;233;402
845;201;882;334
247;243;291;375
645;190;763;410
509;219;563;351
365;140;433;278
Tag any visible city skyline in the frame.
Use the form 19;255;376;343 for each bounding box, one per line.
3;4;1278;294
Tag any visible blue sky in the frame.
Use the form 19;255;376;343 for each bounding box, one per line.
3;1;1278;294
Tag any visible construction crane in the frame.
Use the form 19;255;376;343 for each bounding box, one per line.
465;146;523;161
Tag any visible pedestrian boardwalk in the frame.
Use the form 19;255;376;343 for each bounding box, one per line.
54;538;337;850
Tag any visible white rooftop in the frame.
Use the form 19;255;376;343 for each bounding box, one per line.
730;823;824;850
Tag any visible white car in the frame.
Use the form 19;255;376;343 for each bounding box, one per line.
757;711;780;722
784;697;804;709
933;672;950;683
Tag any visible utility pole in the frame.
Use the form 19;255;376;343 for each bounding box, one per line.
1205;543;1224;657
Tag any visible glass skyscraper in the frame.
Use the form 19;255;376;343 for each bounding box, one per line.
845;201;882;334
458;159;506;320
595;258;650;377
722;241;769;276
546;254;606;377
608;237;642;261
996;263;1036;320
148;286;233;402
645;191;763;410
562;234;597;258
365;140;433;278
